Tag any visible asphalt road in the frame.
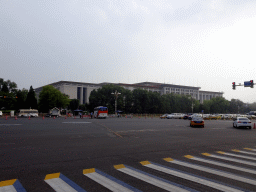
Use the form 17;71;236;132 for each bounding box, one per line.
1;117;256;191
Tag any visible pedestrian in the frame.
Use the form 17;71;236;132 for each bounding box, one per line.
79;112;82;119
90;112;93;119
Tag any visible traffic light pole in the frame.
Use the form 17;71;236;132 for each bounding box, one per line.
232;80;254;90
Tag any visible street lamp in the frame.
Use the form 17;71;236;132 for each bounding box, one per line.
111;90;121;116
189;95;195;113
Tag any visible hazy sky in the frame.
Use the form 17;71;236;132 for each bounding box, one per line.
1;0;256;103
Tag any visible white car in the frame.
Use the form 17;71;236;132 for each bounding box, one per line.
192;113;202;118
203;114;210;118
0;111;2;117
233;117;252;129
167;113;183;119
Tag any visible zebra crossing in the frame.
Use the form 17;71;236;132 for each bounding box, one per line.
1;147;256;192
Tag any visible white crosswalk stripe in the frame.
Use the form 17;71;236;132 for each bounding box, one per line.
165;158;256;186
232;149;256;156
114;164;193;192
4;148;256;191
83;168;141;192
141;161;243;192
216;151;256;161
0;185;17;192
184;155;256;175
45;178;78;192
202;153;256;166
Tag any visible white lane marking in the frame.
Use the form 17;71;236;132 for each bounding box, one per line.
143;163;243;192
169;160;256;186
234;150;256;156
205;154;256;167
0;124;22;126
189;156;256;175
62;122;92;124
219;152;256;161
45;178;77;192
84;172;134;192
245;148;256;152
117;167;190;192
0;185;17;192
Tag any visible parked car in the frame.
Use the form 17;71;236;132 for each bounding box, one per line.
167;113;183;119
160;114;169;119
190;117;204;128
223;114;233;119
203;114;210;118
0;111;2;117
45;113;52;117
233;117;252;129
189;113;202;120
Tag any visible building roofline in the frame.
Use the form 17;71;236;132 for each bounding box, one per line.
34;80;223;94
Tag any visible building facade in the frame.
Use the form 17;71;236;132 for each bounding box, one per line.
34;81;224;104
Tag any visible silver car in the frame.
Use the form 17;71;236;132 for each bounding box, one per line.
233;117;252;129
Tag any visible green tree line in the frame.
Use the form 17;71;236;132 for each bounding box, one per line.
0;79;254;114
88;84;252;114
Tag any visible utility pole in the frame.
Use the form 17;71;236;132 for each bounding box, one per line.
111;90;121;116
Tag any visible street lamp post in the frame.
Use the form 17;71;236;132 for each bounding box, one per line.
111;90;121;116
189;95;195;113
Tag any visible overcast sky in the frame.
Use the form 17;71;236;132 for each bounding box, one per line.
1;0;256;103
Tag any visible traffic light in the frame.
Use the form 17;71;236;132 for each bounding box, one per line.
250;80;254;88
232;82;236;90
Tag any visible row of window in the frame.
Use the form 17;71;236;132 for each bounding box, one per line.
165;88;197;92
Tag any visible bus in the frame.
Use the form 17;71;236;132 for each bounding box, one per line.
94;106;108;118
18;109;39;117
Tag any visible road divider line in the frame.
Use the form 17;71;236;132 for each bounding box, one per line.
83;168;140;192
0;179;26;192
45;173;86;192
184;155;256;175
202;153;256;166
0;124;22;126
96;123;123;138
216;151;256;161
114;164;194;192
144;160;243;192
165;158;256;186
62;122;92;124
232;149;256;156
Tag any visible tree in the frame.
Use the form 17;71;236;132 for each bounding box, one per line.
69;99;79;111
89;84;132;114
38;85;70;113
132;89;149;113
15;89;28;110
25;86;37;109
0;79;17;110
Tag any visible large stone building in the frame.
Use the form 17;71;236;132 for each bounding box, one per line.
34;81;224;104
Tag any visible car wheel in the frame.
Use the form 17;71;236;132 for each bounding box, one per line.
202;125;204;128
249;126;252;129
233;123;235;128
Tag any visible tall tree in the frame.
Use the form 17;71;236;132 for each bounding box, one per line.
69;99;80;111
0;79;17;110
15;89;28;110
38;85;70;112
25;86;38;109
89;84;132;113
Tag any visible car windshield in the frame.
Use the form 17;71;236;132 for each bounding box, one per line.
238;118;248;120
192;117;203;121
